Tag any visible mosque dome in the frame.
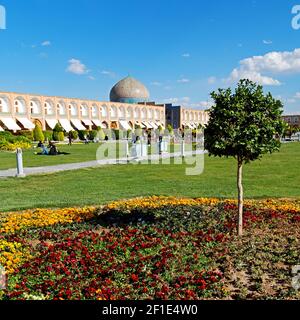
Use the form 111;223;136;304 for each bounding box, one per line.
110;76;150;104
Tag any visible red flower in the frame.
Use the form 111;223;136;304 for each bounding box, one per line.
131;274;139;282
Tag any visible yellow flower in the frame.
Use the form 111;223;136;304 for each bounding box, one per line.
0;207;97;234
0;240;31;274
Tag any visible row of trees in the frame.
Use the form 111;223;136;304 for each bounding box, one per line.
32;123;107;143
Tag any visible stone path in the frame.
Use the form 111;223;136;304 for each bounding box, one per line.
0;150;206;178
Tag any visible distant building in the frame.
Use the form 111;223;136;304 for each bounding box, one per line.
0;76;209;133
165;104;209;130
282;115;300;127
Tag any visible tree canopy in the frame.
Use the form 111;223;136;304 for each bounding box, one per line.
204;79;286;163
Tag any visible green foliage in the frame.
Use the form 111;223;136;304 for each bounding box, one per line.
69;130;79;140
96;128;106;141
57;132;65;142
112;129;120;140
88;130;97;141
53;123;64;133
167;124;174;136
16;130;34;141
33;125;45;142
78;130;89;141
0;131;32;151
43;131;53;142
205;79;286;163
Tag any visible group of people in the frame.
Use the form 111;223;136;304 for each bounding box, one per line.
37;141;59;156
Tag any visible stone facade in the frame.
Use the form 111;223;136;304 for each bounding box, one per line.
0;91;166;132
282;115;300;127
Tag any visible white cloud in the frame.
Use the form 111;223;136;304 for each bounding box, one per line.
208;76;216;84
150;81;162;86
163;97;191;105
101;70;116;78
182;53;190;58
88;76;96;81
67;59;88;75
294;92;300;99
41;40;51;46
177;78;190;83
263;40;273;45
287;98;297;103
198;100;214;108
226;48;300;86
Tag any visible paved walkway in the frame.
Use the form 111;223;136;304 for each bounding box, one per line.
0;150;206;178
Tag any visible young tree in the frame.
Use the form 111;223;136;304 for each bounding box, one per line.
204;79;286;236
33;124;44;142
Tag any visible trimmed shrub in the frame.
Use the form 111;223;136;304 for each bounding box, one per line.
57;132;65;142
0;132;32;151
88;130;97;141
43;131;53;142
53;123;64;133
33;125;44;142
16;130;34;141
78;130;89;141
70;130;79;140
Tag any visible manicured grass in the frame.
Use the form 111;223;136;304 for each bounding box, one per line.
0;143;121;170
0;143;299;212
0;142;182;170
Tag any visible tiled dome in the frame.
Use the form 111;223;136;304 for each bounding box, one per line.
110;76;150;104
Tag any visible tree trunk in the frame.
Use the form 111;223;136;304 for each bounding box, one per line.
237;158;244;236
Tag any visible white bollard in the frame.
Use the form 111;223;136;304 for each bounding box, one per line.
181;139;185;157
16;148;26;178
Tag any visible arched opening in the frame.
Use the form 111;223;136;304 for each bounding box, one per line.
33;119;43;128
80;104;89;117
102;121;109;129
147;108;153;120
141;108;146;120
119;106;125;119
154;109;160;120
110;121;118;129
57;101;67;116
134;107;140;119
69;102;78;117
127;107;133;119
15;97;27;114
110;105;117;118
30;98;42;115
101;105;107;118
91;104;99;118
44;100;55;116
0;96;10;113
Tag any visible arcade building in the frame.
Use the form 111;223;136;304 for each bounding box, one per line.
0;76;209;133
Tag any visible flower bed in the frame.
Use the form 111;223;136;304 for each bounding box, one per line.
0;197;299;300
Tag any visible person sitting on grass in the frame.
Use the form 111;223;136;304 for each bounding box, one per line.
48;141;59;156
37;141;49;155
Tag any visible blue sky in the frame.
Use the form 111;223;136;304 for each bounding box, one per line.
0;0;300;113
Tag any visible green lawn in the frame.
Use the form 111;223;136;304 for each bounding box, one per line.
0;142;183;170
0;143;299;212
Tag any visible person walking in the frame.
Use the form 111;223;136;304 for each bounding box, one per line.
68;132;72;146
